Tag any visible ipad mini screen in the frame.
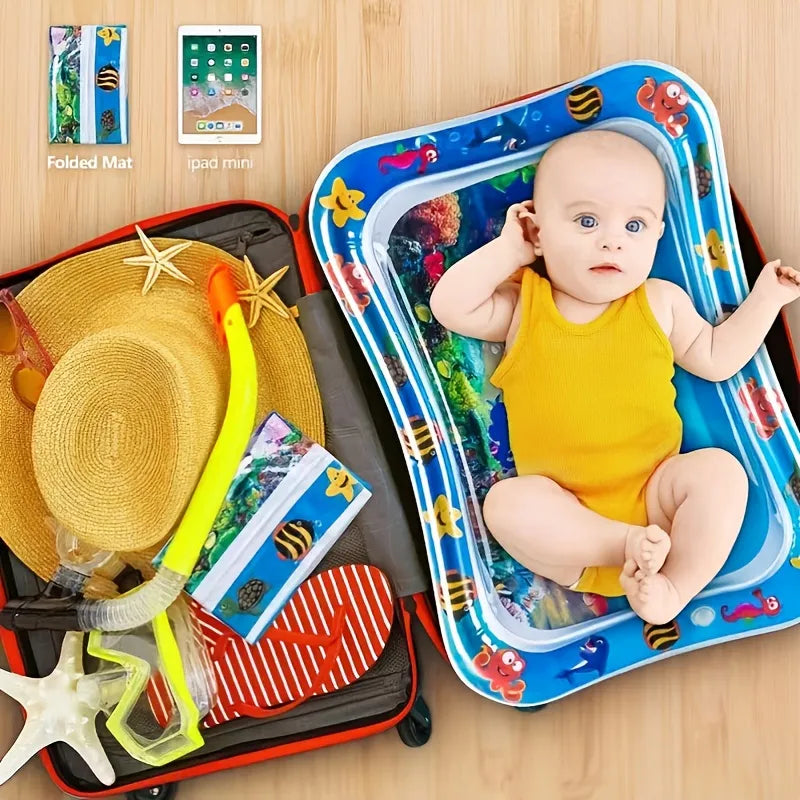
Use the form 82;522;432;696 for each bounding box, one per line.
181;32;258;137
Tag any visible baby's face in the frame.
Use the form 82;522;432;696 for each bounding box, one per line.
531;131;666;304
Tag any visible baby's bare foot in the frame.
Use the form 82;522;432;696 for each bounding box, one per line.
619;560;683;624
624;524;671;576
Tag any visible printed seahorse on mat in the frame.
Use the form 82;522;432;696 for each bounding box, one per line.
720;589;781;623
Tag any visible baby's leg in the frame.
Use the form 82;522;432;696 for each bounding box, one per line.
482;475;670;588
620;448;748;624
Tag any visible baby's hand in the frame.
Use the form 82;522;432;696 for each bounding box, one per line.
499;200;538;268
754;259;800;308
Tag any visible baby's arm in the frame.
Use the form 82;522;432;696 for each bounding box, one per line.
430;202;537;342
653;260;800;382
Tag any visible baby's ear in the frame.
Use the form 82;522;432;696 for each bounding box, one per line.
528;213;544;257
658;220;665;239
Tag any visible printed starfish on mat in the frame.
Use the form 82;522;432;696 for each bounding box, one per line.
0;632;115;786
97;26;121;46
122;225;194;296
238;255;291;328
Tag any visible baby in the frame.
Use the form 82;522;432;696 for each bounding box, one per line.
430;129;800;625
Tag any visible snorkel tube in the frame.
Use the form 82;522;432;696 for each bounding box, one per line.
79;265;258;632
0;265;258;632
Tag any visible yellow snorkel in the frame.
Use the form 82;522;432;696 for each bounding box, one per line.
82;265;256;766
76;264;258;633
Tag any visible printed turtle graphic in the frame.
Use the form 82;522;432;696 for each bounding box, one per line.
220;578;270;618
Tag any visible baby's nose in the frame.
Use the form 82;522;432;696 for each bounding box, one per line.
600;237;624;252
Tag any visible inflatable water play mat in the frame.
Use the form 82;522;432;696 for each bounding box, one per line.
310;60;800;706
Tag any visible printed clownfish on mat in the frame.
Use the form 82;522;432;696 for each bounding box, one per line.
96;64;120;91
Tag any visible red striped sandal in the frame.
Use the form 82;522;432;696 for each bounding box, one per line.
151;565;395;727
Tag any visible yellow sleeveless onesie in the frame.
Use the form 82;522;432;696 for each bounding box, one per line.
489;269;683;596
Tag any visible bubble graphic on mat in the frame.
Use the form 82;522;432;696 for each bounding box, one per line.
544;124;551;133
449;131;461;142
690;606;715;627
531;111;542;122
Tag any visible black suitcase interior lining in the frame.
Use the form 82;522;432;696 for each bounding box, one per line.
0;205;424;793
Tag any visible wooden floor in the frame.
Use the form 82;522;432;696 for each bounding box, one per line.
2;1;800;797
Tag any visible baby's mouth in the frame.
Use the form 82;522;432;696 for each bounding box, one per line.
590;263;621;274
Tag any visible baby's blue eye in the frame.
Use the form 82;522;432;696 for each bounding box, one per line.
626;219;645;233
578;215;597;228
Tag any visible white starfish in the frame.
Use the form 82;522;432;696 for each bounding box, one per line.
122;225;194;296
0;632;116;786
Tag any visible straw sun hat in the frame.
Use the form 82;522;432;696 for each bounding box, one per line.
0;229;324;585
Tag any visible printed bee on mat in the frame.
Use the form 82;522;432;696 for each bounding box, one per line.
401;415;441;465
273;519;316;560
438;570;476;621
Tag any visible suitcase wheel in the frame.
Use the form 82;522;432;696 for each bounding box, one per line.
126;784;179;800
397;694;432;747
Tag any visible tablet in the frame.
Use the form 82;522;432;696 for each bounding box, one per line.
178;25;262;145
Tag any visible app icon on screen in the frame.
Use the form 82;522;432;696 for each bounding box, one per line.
207;43;216;52
241;43;249;51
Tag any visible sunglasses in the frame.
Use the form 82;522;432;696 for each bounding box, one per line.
0;289;54;410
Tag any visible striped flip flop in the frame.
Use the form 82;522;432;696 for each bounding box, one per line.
196;564;394;726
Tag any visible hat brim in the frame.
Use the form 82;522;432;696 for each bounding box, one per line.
0;238;324;581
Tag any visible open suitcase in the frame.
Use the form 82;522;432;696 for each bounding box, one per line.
0;200;446;799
